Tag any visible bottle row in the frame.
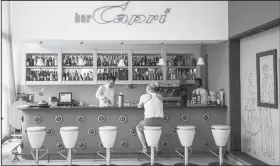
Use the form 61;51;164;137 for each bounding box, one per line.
132;56;160;66
166;55;196;67
63;55;93;66
26;55;58;67
97;69;128;80
62;69;93;81
26;70;58;81
97;55;128;67
167;68;196;80
133;69;163;80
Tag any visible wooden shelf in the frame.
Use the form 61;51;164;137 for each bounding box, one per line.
62;66;93;69
25;81;60;85
26;66;58;69
61;81;95;85
97;80;130;84
97;66;128;69
132;66;162;68
132;80;165;84
166;66;196;69
165;80;195;84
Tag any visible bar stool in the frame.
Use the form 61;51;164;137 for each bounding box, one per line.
59;126;79;166
141;126;164;166
174;125;197;166
209;125;231;166
97;126;118;166
26;126;48;166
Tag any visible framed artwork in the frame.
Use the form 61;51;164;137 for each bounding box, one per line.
256;49;278;108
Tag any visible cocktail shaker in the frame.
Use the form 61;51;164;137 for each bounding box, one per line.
118;93;124;107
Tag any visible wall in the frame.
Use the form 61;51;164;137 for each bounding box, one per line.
10;1;228;41
240;27;280;165
228;1;280;37
204;42;230;150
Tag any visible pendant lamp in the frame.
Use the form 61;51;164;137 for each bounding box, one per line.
36;55;44;66
118;46;126;67
197;42;205;66
157;42;165;66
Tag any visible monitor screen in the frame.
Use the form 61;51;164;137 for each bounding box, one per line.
59;93;72;103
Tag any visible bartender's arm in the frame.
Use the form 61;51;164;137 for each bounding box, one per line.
96;85;110;102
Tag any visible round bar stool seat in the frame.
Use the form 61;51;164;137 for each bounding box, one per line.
27;126;48;166
174;125;197;166
60;126;79;166
141;126;164;166
98;126;118;166
209;125;231;166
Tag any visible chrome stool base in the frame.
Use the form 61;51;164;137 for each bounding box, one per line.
174;163;198;166
209;162;230;166
141;163;164;166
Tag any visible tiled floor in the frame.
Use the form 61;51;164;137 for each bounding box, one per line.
2;139;235;165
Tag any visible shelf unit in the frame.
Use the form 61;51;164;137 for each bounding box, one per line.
25;50;200;85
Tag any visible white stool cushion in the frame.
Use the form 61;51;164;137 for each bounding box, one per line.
211;125;230;130
211;125;231;147
27;126;46;149
143;126;162;147
60;126;79;131
60;126;79;149
177;125;195;130
177;125;195;147
99;126;118;148
99;126;117;131
143;126;162;130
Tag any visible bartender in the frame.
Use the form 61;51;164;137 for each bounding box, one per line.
193;78;208;104
95;76;117;107
136;84;164;154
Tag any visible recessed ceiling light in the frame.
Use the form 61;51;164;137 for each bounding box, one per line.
120;41;124;44
39;41;43;44
199;41;203;44
160;42;163;44
80;41;83;44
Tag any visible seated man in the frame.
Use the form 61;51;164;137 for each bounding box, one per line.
136;84;164;154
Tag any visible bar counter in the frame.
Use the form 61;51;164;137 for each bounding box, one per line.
19;105;227;160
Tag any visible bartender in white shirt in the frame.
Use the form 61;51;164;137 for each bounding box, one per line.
136;84;164;154
192;78;208;104
95;76;117;107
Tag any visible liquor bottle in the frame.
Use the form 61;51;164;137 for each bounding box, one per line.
197;91;201;104
207;96;211;105
50;72;53;81
97;57;101;66
192;58;196;67
49;57;52;66
180;56;185;66
43;57;47;66
83;73;86;81
86;73;90;81
102;56;107;66
124;56;128;66
46;71;49;81
104;70;108;80
156;56;159;65
65;71;69;81
192;92;197;104
26;57;30;66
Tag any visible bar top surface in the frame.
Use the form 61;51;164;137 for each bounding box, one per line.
19;105;227;110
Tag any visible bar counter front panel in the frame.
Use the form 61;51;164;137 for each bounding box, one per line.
21;106;227;160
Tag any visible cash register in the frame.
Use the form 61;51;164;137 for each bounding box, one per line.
57;92;73;106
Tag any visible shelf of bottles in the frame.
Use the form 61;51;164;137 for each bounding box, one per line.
166;54;197;83
61;54;94;84
97;54;129;82
25;54;59;85
132;54;163;84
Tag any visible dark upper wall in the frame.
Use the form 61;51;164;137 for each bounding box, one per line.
229;1;280;37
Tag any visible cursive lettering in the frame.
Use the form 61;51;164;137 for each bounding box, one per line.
75;1;171;25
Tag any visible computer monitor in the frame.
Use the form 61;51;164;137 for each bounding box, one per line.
58;92;72;103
